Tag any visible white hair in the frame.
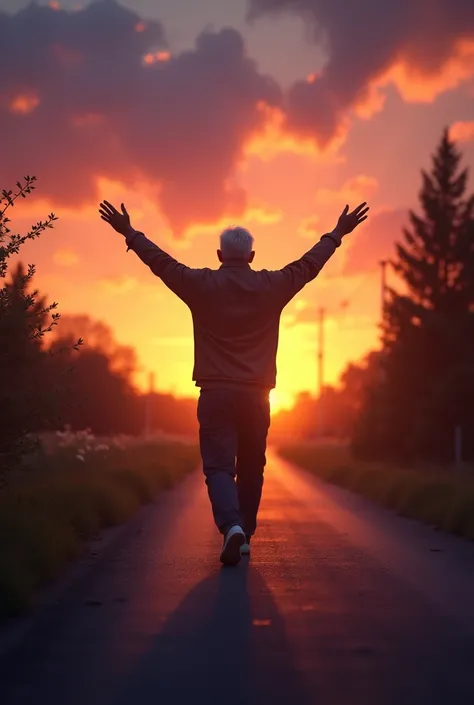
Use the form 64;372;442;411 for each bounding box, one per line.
219;226;254;259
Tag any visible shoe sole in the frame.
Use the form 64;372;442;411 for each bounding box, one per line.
220;532;245;566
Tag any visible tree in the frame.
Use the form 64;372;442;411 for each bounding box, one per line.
49;315;138;379
354;130;474;462
0;177;81;479
393;129;474;321
48;316;142;435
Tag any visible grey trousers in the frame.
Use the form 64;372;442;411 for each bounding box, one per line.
197;388;271;536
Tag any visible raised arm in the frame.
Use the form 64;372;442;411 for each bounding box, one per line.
273;203;369;305
98;200;205;304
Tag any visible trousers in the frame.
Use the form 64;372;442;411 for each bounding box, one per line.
197;387;271;536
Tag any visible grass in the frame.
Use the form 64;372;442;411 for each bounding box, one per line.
278;442;474;542
0;436;200;618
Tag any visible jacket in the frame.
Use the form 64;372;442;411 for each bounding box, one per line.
125;229;340;391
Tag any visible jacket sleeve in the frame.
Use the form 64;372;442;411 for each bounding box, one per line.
270;234;340;306
125;230;206;304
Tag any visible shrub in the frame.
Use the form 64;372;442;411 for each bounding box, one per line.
279;443;474;542
0;438;200;617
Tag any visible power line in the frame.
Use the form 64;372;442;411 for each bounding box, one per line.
317;306;325;399
314;262;388;437
336;268;380;329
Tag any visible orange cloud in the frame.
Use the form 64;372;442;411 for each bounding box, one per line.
2;3;281;237
284;300;319;327
143;50;171;66
249;0;474;142
342;208;408;275
298;215;321;239
183;203;283;240
245;103;345;161
53;249;79;266
353;40;474;117
382;39;474;103
450;120;474;142
353;83;387;120
99;276;138;295
315;175;378;208
9;93;39;115
245;205;283;224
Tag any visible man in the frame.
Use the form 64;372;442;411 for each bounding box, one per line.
99;200;369;565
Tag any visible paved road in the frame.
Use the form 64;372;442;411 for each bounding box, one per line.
1;449;474;705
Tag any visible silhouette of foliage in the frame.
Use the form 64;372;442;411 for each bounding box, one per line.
353;130;474;462
0;177;82;481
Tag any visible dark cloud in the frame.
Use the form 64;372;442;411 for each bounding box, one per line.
342;208;408;275
248;0;474;143
1;1;281;235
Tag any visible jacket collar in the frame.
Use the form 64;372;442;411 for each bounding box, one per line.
219;259;251;268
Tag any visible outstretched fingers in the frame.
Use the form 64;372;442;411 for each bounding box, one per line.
356;206;370;221
99;201;117;223
104;200;119;213
99;200;118;217
351;202;367;215
351;203;369;224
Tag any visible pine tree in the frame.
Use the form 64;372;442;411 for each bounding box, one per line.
388;129;474;338
354;130;474;462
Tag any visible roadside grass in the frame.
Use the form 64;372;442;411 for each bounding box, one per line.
278;443;474;542
0;437;200;618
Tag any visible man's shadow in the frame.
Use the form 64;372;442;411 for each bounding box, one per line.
111;562;309;705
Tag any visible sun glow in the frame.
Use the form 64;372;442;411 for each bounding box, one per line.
269;388;295;415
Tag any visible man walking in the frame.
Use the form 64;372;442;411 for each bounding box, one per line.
99;200;369;565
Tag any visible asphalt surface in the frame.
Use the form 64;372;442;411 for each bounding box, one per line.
1;449;474;705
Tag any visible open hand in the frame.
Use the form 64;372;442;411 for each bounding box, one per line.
336;202;369;236
98;201;133;236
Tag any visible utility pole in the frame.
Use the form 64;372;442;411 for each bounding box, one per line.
144;371;155;437
317;307;325;438
318;307;325;398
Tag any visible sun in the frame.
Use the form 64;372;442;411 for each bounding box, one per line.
269;388;294;415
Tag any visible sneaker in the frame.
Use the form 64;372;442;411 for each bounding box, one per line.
220;525;245;566
240;535;251;556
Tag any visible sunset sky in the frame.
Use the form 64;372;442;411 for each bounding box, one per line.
3;0;474;410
